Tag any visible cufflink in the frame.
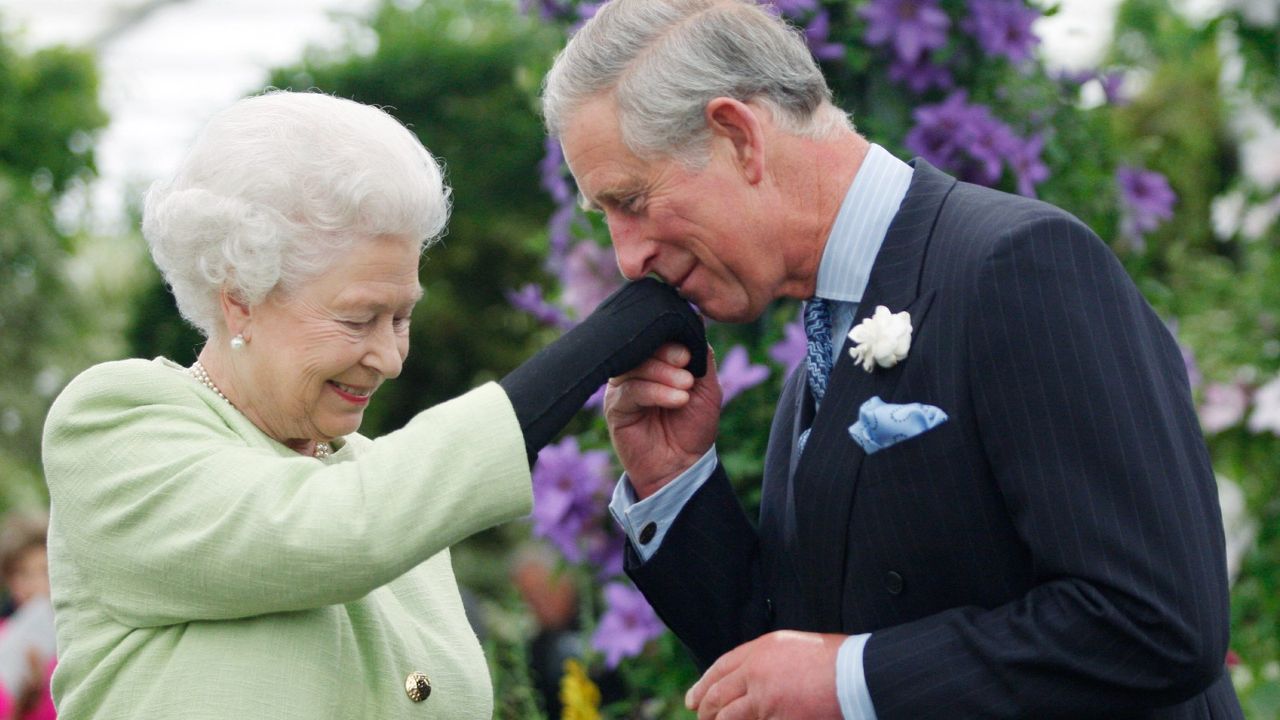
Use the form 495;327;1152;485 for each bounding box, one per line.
639;522;657;544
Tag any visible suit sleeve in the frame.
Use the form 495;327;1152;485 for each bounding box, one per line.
862;216;1231;717
43;362;531;627
625;463;771;669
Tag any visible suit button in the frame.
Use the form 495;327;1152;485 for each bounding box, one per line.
764;597;776;622
405;671;431;702
886;571;904;595
638;522;657;545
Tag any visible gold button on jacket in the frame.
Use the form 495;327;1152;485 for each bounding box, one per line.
405;672;432;702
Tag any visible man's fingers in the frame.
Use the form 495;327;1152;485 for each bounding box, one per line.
693;668;749;720
688;641;749;709
608;377;691;415
607;352;695;399
714;695;757;720
659;341;691;368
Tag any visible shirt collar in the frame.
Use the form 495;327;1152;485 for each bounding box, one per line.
813;144;915;303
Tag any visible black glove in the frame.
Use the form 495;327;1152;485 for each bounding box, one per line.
500;278;707;464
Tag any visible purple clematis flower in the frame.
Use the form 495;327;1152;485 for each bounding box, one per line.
804;10;847;61
904;91;975;168
768;319;809;375
1117;166;1177;241
767;0;819;17
1008;133;1049;197
591;582;666;668
507;283;571;328
860;0;951;65
889;54;955;94
963;0;1041;64
905;91;1023;187
1099;71;1128;105
547;202;581;266
532;437;614;563
1056;68;1095;87
539;137;573;205
570;2;605;31
559;240;623;320
519;0;575;22
958;109;1020;186
583;382;607;412
718;345;771;406
584;527;626;580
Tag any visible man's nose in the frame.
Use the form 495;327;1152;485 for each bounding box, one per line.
608;216;657;281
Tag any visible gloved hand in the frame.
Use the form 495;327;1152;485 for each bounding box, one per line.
500;278;707;463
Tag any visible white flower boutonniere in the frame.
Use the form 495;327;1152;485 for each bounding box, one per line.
848;305;912;372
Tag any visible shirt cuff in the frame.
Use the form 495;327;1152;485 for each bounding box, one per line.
837;633;878;720
608;446;718;562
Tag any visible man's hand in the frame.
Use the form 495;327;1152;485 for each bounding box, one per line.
605;342;722;499
686;630;845;720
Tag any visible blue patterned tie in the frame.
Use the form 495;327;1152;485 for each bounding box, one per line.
798;297;832;454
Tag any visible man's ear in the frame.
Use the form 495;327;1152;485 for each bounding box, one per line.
705;97;766;184
219;287;253;341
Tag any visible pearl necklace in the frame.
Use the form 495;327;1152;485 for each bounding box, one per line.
190;361;332;459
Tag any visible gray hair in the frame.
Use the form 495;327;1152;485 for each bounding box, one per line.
142;90;451;338
541;0;851;166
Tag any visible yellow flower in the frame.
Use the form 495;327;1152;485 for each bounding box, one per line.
560;659;602;720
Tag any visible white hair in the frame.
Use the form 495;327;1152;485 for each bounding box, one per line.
541;0;852;166
142;90;451;338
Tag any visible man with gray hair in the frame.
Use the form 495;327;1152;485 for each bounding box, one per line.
543;0;1242;718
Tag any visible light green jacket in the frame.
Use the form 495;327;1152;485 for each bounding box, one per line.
42;358;532;719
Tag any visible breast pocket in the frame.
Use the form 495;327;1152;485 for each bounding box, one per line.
857;413;970;487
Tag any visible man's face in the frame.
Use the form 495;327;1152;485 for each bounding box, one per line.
560;96;789;323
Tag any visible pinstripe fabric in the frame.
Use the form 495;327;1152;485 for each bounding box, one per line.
628;160;1241;718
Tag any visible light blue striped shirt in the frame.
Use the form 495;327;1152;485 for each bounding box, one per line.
608;144;913;720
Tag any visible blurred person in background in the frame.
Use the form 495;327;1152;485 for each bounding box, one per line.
41;90;705;719
512;544;582;717
510;544;624;717
0;512;55;720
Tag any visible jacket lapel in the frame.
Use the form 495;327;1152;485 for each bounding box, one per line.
789;159;956;630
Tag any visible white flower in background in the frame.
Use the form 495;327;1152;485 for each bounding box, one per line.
1211;190;1280;242
1247;375;1280;435
1217;474;1257;584
1237;107;1280;191
848;305;912;372
1211;191;1245;240
1199;382;1248;433
1241;196;1280;241
1225;0;1279;27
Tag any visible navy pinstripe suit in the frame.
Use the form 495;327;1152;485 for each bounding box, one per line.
628;160;1243;718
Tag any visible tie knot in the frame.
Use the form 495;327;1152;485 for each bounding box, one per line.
804;297;831;342
803;297;834;407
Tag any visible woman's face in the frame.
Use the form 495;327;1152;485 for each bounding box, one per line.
232;234;422;451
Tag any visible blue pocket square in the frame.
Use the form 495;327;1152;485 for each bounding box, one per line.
848;396;948;454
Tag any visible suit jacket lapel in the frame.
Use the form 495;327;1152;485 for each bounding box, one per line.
789;159;956;629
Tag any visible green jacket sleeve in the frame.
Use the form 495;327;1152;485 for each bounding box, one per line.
43;359;531;628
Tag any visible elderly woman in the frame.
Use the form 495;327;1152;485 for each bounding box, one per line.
41;91;704;719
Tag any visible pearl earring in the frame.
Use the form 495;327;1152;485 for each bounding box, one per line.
230;334;246;350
